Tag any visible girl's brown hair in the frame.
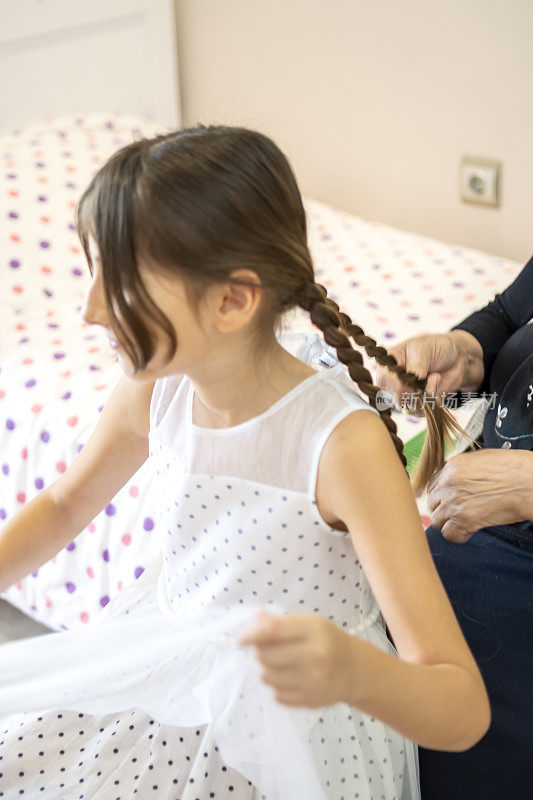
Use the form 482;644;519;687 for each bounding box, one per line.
76;124;475;493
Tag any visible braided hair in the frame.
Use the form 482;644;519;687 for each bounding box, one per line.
291;282;475;493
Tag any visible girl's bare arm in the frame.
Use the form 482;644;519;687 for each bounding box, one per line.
317;409;491;751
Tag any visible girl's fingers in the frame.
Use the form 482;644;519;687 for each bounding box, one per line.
254;640;306;668
238;612;310;646
273;689;305;706
261;665;302;690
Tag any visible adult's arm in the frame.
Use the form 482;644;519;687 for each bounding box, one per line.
449;254;533;395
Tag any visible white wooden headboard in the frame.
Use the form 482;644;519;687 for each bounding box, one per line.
0;0;181;134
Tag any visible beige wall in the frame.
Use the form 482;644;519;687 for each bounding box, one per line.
174;0;532;263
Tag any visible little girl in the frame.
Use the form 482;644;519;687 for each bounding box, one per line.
0;125;489;800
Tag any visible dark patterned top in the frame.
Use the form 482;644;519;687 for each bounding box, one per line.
451;254;533;550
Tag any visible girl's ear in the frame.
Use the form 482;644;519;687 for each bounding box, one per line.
214;269;263;332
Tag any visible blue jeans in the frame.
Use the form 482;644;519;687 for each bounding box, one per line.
418;525;533;800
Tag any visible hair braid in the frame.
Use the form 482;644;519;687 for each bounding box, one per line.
296;282;409;471
295;281;477;492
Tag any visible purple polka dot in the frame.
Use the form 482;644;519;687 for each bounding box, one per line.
2;464;9;476
384;332;396;339
66;582;76;594
100;595;110;608
134;566;145;579
372;263;381;271
68;223;76;231
25;379;36;388
41;431;50;443
40;240;50;249
6;420;15;431
105;504;116;516
8;211;19;219
408;314;420;321
77;443;84;453
48;322;59;329
452;282;464;288
38;195;47;203
35;477;44;490
103;549;110;562
61;391;72;400
32;571;39;578
53;352;66;359
35;161;45;168
66;542;76;551
143;518;154;531
72;267;83;277
0;509;6;520
350;281;360;288
431;298;443;304
10;259;20;268
44;288;53;298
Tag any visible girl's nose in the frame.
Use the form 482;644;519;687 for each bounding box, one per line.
81;287;108;327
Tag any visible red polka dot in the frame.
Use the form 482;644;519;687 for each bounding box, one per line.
12;285;24;294
45;596;52;608
420;514;431;527
122;533;132;546
0;389;5;400
80;611;90;624
31;404;42;413
56;461;67;473
21;447;28;459
88;522;96;533
16;492;26;504
129;486;139;498
87;566;95;578
22;357;34;365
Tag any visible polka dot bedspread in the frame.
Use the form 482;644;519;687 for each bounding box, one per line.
0;112;523;633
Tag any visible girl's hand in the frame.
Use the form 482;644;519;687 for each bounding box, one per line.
237;608;358;708
427;448;533;542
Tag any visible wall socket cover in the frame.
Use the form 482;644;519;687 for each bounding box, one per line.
460;157;501;207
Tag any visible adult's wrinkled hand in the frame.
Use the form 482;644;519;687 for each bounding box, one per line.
374;333;466;416
427;448;533;542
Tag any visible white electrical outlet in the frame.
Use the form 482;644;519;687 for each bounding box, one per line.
460;156;501;207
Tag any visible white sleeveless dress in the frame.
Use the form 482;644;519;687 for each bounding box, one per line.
0;332;419;800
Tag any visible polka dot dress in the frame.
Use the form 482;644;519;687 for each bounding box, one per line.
0;363;419;799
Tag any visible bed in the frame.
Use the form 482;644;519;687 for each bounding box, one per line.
0;4;523;633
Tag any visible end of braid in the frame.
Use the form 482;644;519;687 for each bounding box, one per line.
294;281;481;493
333;304;481;493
